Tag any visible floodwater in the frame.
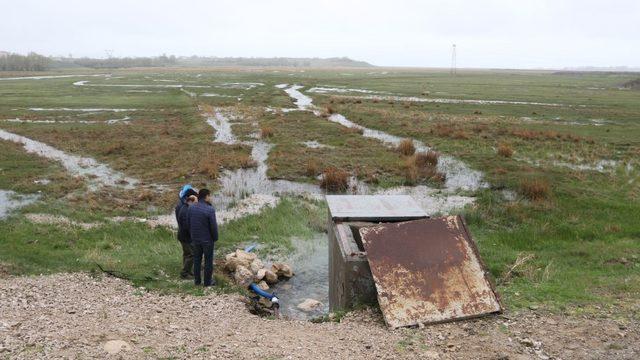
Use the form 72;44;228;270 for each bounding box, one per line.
269;234;329;320
0;190;39;219
307;87;386;94
73;80;211;88
203;108;238;145
280;85;314;110
2;117;130;125
338;94;569;107
0;129;139;189
326;116;484;192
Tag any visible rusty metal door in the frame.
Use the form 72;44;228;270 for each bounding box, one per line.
359;215;501;328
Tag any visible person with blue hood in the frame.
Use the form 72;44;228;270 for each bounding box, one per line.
175;184;198;279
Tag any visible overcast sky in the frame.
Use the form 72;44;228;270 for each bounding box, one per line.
2;0;639;68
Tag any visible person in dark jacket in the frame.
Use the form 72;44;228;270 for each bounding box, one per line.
175;186;198;279
187;188;218;286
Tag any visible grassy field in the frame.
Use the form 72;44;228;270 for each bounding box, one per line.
0;67;638;316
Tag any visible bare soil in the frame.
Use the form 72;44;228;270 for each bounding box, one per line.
0;273;638;359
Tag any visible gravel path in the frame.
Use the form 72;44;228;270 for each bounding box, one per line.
0;273;638;359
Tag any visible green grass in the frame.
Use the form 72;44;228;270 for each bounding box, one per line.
1;67;639;314
0;197;324;293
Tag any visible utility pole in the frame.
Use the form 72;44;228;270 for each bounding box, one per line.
450;44;457;75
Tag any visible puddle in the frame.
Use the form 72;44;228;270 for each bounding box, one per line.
202;107;238;145
336;94;569;107
517;156;621;173
301;140;333;149
216;82;264;90
307;87;387;94
200;93;237;98
269;234;329;320
375;185;475;216
278;85;314;111
0;190;39;219
125;90;167;93
215;141;322;209
0;129;139;189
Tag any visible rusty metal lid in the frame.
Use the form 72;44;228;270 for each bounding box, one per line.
359;215;502;328
326;195;427;221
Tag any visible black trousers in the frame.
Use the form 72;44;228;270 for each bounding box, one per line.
192;242;214;286
179;241;194;278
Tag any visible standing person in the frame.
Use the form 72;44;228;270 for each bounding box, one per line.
175;185;198;279
187;189;218;286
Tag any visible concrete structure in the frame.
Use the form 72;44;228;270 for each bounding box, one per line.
327;195;428;311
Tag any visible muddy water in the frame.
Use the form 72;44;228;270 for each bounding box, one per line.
0;129;139;189
269;234;329;320
0;190;39;219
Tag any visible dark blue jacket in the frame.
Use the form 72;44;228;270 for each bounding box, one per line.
187;201;218;244
175;199;191;242
176;202;191;243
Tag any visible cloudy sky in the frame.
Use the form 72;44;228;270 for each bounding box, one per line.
2;0;639;68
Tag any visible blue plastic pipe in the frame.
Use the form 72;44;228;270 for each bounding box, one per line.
249;283;279;304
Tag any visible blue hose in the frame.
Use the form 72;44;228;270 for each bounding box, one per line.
249;283;279;304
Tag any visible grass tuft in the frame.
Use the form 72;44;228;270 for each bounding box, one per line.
397;139;416;156
320;167;349;192
519;178;550;201
497;143;514;158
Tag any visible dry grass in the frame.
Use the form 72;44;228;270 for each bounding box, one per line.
497;143;514;158
415;151;439;167
260;126;274;138
306;159;320;177
199;158;220;179
320;167;349;192
401;155;444;185
519;178;551;201
397;139;416;156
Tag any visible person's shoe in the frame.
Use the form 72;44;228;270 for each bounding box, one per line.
180;274;194;280
203;281;216;287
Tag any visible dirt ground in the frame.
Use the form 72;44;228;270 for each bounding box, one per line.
0;273;638;359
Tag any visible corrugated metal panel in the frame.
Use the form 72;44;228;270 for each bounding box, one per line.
360;215;501;328
326;195;427;221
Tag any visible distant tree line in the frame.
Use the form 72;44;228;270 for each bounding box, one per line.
72;54;177;68
0;52;51;71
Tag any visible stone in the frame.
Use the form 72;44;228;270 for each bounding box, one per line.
257;281;269;291
249;259;264;274
103;340;131;354
264;270;278;284
297;298;323;312
271;262;294;278
254;268;267;281
233;266;254;287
